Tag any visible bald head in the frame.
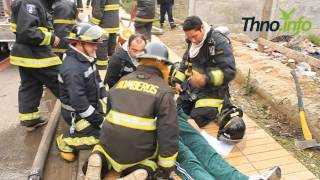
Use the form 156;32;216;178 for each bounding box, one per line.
128;34;147;58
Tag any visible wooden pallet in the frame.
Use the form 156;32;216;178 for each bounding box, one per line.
99;113;318;180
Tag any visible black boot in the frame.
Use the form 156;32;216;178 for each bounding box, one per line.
160;23;164;29
170;23;176;29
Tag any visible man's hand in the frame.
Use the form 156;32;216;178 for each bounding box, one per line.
175;83;183;93
53;36;60;47
188;70;207;88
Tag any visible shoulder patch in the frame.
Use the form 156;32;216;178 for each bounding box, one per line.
26;4;36;15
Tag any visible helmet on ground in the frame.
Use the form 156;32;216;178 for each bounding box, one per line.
137;42;172;65
66;22;108;44
217;106;246;144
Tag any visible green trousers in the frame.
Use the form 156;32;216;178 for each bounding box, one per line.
177;109;249;180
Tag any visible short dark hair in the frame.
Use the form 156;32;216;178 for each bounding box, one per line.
182;16;203;31
128;34;147;47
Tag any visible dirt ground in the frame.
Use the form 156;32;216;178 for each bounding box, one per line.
155;26;320;178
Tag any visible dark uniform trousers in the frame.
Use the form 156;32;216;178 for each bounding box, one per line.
10;0;62;127
159;0;174;25
92;0;120;69
18;66;60;127
134;0;155;41
56;47;107;153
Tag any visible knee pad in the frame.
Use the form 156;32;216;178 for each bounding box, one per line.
190;107;219;127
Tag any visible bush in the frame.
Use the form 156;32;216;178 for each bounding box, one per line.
306;34;320;46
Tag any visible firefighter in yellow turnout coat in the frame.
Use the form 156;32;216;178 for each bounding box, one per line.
83;42;179;180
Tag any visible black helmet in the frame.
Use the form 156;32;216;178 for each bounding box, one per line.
217;106;246;144
66;22;108;44
137;42;172;65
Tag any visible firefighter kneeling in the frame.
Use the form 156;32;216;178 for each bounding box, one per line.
56;22;108;162
83;42;179;180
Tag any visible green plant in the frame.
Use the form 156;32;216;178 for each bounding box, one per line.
306;34;320;46
244;69;254;96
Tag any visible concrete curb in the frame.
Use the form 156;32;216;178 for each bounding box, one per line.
232;40;320;142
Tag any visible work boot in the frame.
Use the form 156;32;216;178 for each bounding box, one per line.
160;23;164;29
25;118;48;132
85;153;102;180
117;169;148;180
249;166;281;180
170;23;176;29
60;152;75;162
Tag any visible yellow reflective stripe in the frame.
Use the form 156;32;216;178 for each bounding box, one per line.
135;17;155;22
99;99;107;114
19;111;40;121
56;134;73;152
96;60;109;66
53;19;76;24
107;110;156;131
90;17;101;25
158;153;178;168
52;48;67;53
63;136;99;147
104;27;120;33
75;119;91;132
174;70;186;82
10;23;16;32
10;55;62;68
104;4;120;11
195;98;224;112
93;145;158;172
39;31;52;46
79;35;95;41
210;69;224;86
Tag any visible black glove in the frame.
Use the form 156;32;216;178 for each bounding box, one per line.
153;168;175;180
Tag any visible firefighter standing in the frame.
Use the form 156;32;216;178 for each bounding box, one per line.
10;0;61;131
104;34;146;88
56;22;108;162
172;16;236;127
51;0;78;59
90;0;120;69
83;42;179;180
131;0;155;41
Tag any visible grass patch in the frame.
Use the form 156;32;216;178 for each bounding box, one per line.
306;34;320;46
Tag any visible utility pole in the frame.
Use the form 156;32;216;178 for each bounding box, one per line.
258;0;274;52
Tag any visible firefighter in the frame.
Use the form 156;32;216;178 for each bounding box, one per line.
51;0;78;59
90;0;120;69
171;16;236;128
83;42;179;180
104;34;147;88
131;0;155;41
10;0;61;131
56;22;108;162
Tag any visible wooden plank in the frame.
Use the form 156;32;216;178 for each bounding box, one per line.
251;155;299;170
234;164;256;173
282;171;317;180
246;149;290;162
225;155;250;166
241;137;276;147
241;143;283;155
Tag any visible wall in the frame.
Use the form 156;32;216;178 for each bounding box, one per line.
187;0;320;39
